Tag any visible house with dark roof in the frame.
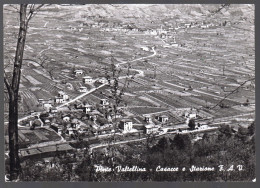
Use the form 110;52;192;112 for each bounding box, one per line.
158;115;169;123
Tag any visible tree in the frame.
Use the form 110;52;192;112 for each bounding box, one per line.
4;4;43;181
154;136;168;152
104;60;131;129
248;121;255;135
172;134;192;151
188;118;196;130
92;60;132;181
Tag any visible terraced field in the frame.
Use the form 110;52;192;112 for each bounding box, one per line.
129;107;169;115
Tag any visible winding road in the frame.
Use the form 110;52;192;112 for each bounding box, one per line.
57;47;158;109
56;83;107;109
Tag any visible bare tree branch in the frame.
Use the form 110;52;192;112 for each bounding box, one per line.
209;4;230;16
47;67;55;80
4;70;12;95
4;57;14;70
7;5;20;13
26;4;44;24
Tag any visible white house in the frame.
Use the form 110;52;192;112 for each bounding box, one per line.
201;25;209;29
66;127;75;135
83;76;94;84
171;43;179;47
54;97;64;104
45;119;51;126
88;110;100;121
71;119;81;130
141;46;150;52
84;104;92;113
119;119;133;132
63;116;70;122
97;77;107;84
171;36;179;47
185;111;197;119
38;98;52;104
43;103;52;112
144;124;158;134
50;107;58;113
198;124;208;130
58;91;69;101
100;99;109;106
79;86;88;93
150;30;157;35
185;23;191;28
74;69;83;75
144;115;152;123
185;109;197;124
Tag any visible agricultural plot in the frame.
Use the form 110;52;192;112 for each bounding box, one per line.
129;107;169;115
32;69;52;80
181;96;212;107
123;96;155;107
199;86;223;95
195;94;241;107
20;90;40;108
138;96;161;107
31;88;53;100
160;112;187;125
91;91;106;100
18;128;61;146
210;107;245;118
23;68;51;83
40;83;62;96
230;88;255;102
126;86;152;93
147;92;190;108
160;81;186;91
80;94;101;105
24;75;42;85
119;79;144;88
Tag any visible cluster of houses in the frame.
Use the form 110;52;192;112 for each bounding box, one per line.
55;91;70;104
74;69;108;93
33;67;202;140
38;70;109;112
25;84;207;146
35;93;198;140
37;91;70;113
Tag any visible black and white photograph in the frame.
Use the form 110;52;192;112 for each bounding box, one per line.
3;4;255;182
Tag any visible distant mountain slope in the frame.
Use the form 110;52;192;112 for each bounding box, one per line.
4;4;254;26
50;4;254;21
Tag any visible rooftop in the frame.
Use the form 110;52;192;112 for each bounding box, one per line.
120;119;132;123
83;76;92;79
145;124;157;128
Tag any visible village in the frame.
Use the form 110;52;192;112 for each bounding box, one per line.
5;59;253;161
8;66;215;158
